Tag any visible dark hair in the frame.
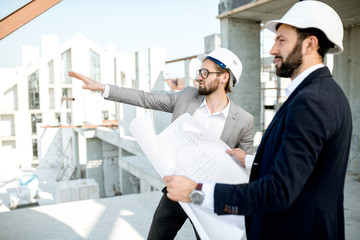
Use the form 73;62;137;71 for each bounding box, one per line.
213;63;232;93
276;23;335;59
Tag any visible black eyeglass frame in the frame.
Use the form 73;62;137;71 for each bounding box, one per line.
196;68;222;79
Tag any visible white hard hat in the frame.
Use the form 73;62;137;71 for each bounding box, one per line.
197;48;242;86
266;0;343;54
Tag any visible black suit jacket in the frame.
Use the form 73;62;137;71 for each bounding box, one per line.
213;67;352;240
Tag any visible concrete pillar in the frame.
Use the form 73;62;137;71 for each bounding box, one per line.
86;137;104;197
102;141;120;197
148;47;165;91
184;59;191;87
78;132;87;165
135;51;148;91
148;47;172;133
119;148;136;195
116;53;137;136
204;33;221;53
333;25;360;174
60;100;67;125
72;130;80;178
140;179;151;193
220;18;261;133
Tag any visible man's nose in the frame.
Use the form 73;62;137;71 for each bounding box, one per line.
270;43;279;56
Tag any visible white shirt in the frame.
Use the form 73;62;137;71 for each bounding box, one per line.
285;64;324;97
101;84;110;98
202;64;326;210
192;97;230;138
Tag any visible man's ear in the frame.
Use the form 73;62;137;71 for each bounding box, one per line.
222;72;230;85
304;36;319;55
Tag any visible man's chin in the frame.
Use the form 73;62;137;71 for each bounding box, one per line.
275;62;283;70
198;88;208;95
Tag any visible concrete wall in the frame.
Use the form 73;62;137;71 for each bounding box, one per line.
102;141;120;197
86;137;104;197
119;148;139;195
38;127;63;168
220;18;261;133
204;33;221;54
333;24;360;174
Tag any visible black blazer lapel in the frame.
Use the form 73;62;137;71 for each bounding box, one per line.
252;67;332;171
260;66;331;146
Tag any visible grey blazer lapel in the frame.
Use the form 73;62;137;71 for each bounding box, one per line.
220;100;237;143
186;95;205;115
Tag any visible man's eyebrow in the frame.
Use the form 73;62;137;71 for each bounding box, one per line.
275;34;286;41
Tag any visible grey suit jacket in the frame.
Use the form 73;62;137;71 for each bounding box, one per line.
106;86;254;152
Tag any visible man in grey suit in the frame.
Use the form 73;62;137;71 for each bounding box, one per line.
69;47;254;240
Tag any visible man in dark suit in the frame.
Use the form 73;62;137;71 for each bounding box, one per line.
164;1;353;239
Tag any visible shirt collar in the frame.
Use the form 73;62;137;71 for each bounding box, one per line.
285;64;325;97
199;96;230;118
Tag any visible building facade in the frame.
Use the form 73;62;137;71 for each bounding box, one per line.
0;33;166;198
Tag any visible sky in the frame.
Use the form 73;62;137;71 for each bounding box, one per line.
0;0;221;75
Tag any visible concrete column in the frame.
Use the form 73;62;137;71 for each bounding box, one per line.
119;148;135;195
140;179;151;193
135;51;148;91
86;137;104;197
204;33;221;53
102;141;120;197
72;130;80;178
148;47;165;91
116;53;137;136
220;18;261;133
148;47;172;133
78;132;87;165
184;59;191;87
333;25;360;174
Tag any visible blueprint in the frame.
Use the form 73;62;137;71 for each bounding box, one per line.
129;113;250;240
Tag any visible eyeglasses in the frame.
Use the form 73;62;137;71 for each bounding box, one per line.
196;68;222;79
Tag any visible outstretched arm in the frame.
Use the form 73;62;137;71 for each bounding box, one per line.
68;71;105;93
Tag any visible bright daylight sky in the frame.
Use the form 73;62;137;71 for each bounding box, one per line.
0;0;223;77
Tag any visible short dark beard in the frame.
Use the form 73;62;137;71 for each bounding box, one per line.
275;40;303;78
198;79;219;95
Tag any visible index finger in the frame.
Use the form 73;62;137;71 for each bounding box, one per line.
68;71;79;78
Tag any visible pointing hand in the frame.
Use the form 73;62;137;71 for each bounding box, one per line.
68;71;105;92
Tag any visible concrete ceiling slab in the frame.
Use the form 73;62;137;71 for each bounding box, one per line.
217;0;360;27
